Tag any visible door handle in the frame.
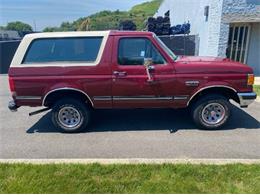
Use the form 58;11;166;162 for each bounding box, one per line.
148;65;155;72
113;71;127;77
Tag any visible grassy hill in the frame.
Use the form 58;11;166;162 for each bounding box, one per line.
43;0;162;32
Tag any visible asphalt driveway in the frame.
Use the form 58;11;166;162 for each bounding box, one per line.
0;75;259;159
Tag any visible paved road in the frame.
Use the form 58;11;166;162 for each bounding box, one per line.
0;75;259;159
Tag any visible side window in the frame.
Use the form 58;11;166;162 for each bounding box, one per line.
23;37;103;64
118;38;166;65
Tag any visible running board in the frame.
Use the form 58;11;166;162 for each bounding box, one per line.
29;108;51;116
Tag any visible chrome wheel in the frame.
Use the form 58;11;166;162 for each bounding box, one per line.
201;103;226;125
58;106;82;129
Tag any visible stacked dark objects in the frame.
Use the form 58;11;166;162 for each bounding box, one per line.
146;15;191;36
146;16;170;36
170;22;191;35
119;20;137;31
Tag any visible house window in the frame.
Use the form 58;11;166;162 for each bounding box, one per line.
226;24;251;64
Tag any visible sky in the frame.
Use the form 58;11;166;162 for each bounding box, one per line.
0;0;150;30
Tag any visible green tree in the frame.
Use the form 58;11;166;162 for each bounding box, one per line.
43;27;60;32
42;0;163;32
5;21;33;32
60;22;76;31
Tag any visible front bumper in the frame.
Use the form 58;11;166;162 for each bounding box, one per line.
237;92;257;108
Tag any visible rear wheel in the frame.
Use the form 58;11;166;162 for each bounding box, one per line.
51;98;90;133
191;95;231;130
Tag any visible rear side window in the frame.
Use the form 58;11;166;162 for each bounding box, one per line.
23;37;103;64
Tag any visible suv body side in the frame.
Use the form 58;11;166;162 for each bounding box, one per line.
8;31;255;110
7;31;256;132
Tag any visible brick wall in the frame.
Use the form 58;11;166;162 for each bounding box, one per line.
218;0;260;58
222;0;260;23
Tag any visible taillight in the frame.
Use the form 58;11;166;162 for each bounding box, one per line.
247;74;254;86
8;76;15;92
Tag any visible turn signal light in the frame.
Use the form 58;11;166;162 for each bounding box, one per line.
247;74;254;86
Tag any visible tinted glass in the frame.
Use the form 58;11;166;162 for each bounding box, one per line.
118;38;166;65
23;37;103;64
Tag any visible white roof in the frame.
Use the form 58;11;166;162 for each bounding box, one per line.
24;31;110;39
11;31;110;67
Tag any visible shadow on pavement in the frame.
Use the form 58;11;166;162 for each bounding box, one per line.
26;104;260;134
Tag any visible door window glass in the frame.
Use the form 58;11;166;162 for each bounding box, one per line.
118;38;166;65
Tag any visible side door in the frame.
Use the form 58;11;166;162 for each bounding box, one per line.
111;36;177;108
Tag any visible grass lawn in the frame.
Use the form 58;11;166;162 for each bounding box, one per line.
254;85;260;96
0;163;260;194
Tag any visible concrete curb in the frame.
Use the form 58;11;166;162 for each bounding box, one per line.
0;159;260;165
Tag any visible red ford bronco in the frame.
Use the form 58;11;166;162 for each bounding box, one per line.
8;31;256;132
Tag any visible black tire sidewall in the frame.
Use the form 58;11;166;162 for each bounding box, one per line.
192;95;231;130
52;98;90;133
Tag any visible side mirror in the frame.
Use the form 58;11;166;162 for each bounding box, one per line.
144;58;153;67
144;58;154;82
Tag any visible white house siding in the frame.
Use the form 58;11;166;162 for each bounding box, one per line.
154;0;211;56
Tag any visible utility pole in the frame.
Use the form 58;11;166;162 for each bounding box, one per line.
33;20;37;32
85;18;90;31
79;18;90;31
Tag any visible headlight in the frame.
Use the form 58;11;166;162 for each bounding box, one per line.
247;74;254;85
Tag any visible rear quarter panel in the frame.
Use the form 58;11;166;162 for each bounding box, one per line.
8;35;114;108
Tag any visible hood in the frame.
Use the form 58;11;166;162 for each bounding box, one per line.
175;56;253;74
177;56;231;62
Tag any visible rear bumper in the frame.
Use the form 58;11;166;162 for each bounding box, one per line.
237;92;257;108
8;100;19;112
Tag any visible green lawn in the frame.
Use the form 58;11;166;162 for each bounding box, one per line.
0;163;260;194
254;85;260;96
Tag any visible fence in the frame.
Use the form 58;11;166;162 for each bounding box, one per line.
158;34;199;56
0;40;21;74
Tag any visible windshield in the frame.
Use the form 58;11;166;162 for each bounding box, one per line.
154;34;178;61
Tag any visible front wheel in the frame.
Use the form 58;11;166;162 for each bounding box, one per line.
51;98;91;133
191;95;231;130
